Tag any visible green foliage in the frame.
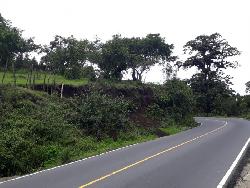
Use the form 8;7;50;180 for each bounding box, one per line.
159;126;187;136
0;14;39;86
81;66;96;81
0;86;160;177
64;66;82;80
97;35;129;80
127;34;176;81
40;35;91;75
0;71;88;86
240;95;250;118
147;79;194;121
96;34;176;81
74;93;133;140
181;33;240;71
3;14;245;178
0;87;77;176
179;33;240;114
146;79;196;128
189;72;234;114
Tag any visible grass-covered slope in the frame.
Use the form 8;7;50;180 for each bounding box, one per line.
0;80;196;177
0;86;155;177
0;71;88;86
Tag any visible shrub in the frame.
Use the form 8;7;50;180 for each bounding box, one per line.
82;66;96;81
64;66;82;80
74;93;132;140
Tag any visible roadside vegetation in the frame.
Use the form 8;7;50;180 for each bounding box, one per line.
0;71;88;86
0;81;195;177
0;13;249;177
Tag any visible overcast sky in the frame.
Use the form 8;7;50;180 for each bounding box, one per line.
0;0;249;94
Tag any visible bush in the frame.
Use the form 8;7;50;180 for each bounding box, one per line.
74;92;133;140
147;79;194;122
82;66;96;81
64;66;82;80
0;86;79;176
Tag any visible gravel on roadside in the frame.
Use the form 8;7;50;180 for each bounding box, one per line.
233;149;250;188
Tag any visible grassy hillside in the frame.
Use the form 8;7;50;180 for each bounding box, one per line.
0;71;88;86
0;86;157;177
0;81;196;177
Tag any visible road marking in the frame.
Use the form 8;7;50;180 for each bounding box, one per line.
0;143;141;185
217;137;250;188
79;121;227;188
0;118;207;185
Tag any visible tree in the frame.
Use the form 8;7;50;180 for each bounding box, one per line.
179;33;240;114
97;35;129;80
147;79;194;123
246;81;250;94
127;34;176;81
82;66;96;81
41;35;91;79
97;34;176;81
0;14;38;85
163;79;194;121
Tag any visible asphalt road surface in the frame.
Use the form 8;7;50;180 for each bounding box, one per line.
1;117;250;188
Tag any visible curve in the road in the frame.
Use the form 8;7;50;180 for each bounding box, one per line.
79;121;227;188
0;118;249;188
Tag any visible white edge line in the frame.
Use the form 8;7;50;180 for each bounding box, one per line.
0;118;217;185
217;137;250;188
0;142;140;185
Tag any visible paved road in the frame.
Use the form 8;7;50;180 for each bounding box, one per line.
1;118;250;188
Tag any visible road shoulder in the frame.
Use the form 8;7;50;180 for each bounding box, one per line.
233;148;250;188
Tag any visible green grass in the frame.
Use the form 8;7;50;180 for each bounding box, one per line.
0;71;88;86
244;112;250;120
159;126;188;135
43;134;157;169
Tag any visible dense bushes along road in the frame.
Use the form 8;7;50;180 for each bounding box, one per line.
0;80;197;177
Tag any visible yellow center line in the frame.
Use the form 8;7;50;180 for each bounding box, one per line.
79;121;227;188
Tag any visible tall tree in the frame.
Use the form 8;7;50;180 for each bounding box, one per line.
97;35;129;80
179;33;240;114
41;35;91;79
97;34;176;81
0;14;38;85
127;34;176;81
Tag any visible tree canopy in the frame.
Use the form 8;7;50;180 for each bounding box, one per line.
179;33;240;114
97;34;176;81
40;35;92;79
0;14;38;84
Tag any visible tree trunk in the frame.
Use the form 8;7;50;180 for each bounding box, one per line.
60;83;64;98
47;76;50;93
26;73;29;88
32;73;35;90
29;64;33;89
43;74;47;91
132;67;137;81
12;61;16;87
138;71;142;81
2;58;8;84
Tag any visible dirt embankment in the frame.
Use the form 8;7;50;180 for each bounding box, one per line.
228;148;250;188
234;153;250;188
33;83;166;133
